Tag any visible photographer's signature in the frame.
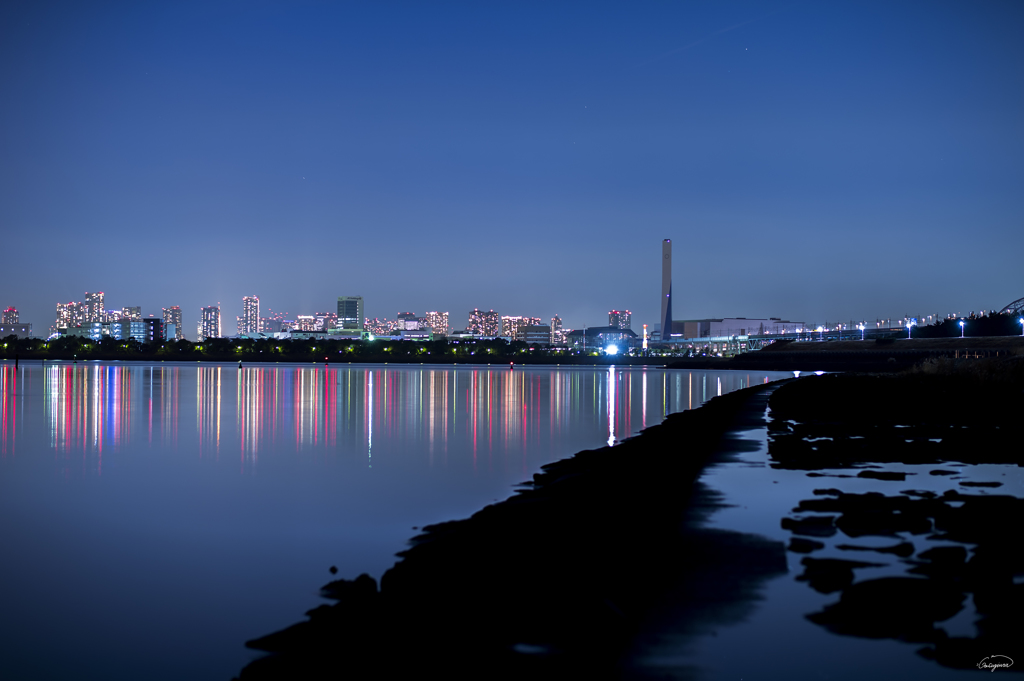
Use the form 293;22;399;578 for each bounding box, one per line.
978;655;1013;672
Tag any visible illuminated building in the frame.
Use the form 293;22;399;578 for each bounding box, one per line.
501;316;541;341
162;306;183;340
523;325;551;345
566;326;638;352
0;323;31;339
200;305;221;341
608;310;631;330
424;311;449;337
314;312;337;331
130;318;163;343
364;318;400;336
240;296;260;335
337;296;364;331
674;318;803;338
55;301;85;330
661;239;672;341
468;309;500;337
550;315;565;345
85;292;105;322
260;310;287;333
121;306;142;321
2;307;17;324
396;312;421;330
294;315;317;331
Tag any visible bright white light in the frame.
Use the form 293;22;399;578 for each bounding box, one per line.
605;345;619;355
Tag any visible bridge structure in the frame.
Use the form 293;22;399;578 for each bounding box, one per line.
998;296;1024;316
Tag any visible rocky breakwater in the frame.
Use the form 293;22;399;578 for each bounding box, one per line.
235;382;784;680
768;358;1024;672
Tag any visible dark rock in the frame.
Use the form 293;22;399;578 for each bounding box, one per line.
781;515;837;537
788;538;825;554
959;481;1002;488
836;509;932;538
929;470;958;476
807;577;966;642
797;557;884;594
836;541;915;558
856;470;910;481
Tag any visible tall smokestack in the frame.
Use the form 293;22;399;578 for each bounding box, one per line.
661;239;672;340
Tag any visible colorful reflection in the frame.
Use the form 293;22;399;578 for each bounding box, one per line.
1;365;21;456
1;363;791;475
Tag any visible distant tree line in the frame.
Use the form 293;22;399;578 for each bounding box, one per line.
914;311;1022;339
0;335;652;365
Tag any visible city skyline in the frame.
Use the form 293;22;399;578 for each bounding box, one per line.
3;279;1016;343
1;2;1022;337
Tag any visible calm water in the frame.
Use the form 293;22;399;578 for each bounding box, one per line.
0;361;790;681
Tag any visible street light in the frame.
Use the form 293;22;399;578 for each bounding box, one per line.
1020;318;1024;336
858;324;865;341
906;320;916;339
959;320;965;338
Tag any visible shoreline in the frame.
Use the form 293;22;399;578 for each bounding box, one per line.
1;356;671;367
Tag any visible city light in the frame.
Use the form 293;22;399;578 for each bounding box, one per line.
959;320;965;338
605;345;619;355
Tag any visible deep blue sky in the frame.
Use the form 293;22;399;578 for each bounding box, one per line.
2;1;1022;335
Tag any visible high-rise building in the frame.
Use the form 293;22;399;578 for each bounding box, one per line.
294;314;317;331
337;297;364;330
55;301;86;330
551;315;565;345
468;309;500;337
200;305;221;341
661;239;672;340
424;311;449;337
608;310;632;330
85;292;105;322
122;306;142;321
239;296;260;335
501;316;541;341
2;307;17;324
162;306;183;340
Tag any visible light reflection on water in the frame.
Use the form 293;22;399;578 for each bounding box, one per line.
9;363;786;475
0;361;790;681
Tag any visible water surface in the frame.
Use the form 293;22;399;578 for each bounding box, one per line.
0;361;789;680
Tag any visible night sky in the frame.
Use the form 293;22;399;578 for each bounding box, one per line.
2;1;1022;336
